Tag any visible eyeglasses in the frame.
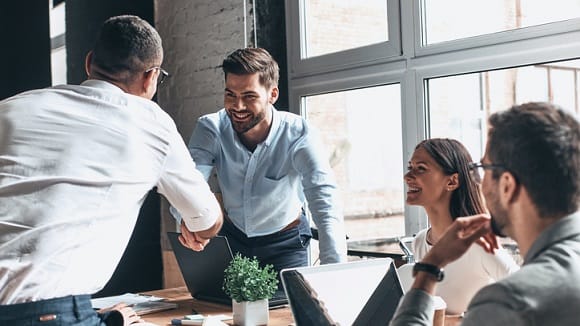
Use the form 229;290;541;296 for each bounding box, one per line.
145;66;169;85
468;162;506;179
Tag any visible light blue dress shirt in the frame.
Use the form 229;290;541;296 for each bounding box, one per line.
188;107;347;264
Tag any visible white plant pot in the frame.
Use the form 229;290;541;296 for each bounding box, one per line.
232;299;269;326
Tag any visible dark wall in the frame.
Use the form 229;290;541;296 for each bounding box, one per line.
66;0;155;85
255;0;289;111
0;2;51;100
65;0;162;297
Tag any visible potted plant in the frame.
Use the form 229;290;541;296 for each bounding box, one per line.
223;253;278;326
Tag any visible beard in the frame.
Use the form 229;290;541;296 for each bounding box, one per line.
487;191;509;238
490;214;507;238
228;110;265;134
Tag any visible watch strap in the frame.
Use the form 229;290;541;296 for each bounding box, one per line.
413;262;444;282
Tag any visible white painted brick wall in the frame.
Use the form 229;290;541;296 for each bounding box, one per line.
154;0;254;140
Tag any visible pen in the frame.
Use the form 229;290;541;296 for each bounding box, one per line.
171;318;202;325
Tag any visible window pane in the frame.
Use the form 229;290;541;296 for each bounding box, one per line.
304;84;404;240
422;0;580;45
303;0;388;58
427;58;580;161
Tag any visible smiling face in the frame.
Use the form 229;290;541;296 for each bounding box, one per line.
224;72;278;136
404;147;455;209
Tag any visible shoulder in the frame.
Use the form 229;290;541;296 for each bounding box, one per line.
412;229;429;258
275;110;310;137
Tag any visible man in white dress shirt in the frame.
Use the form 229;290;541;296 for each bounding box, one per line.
0;15;222;325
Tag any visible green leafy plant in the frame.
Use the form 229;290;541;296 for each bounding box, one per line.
223;253;279;302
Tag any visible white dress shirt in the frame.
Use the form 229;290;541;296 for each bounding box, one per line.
0;80;221;304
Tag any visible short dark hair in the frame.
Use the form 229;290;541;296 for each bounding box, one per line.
222;48;279;89
90;15;162;83
417;138;486;219
488;102;580;217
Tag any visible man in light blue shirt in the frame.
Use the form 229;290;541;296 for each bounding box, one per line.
188;48;347;278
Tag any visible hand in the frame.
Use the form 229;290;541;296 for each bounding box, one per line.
178;221;211;251
422;214;497;268
97;303;144;325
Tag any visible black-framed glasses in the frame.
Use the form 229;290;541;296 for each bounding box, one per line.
468;162;506;179
145;66;169;85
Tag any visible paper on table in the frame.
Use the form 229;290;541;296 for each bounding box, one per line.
91;293;177;316
91;293;165;309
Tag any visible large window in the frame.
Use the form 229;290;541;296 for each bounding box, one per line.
286;0;580;240
303;0;389;58
304;85;404;239
422;0;580;45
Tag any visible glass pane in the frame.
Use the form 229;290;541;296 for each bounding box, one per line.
304;84;404;240
422;0;580;45
427;58;580;162
303;0;388;58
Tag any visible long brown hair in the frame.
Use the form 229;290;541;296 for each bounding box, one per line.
417;138;486;219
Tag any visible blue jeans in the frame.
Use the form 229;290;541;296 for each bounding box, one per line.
0;295;120;326
219;210;312;291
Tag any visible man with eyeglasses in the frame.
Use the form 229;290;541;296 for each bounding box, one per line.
391;102;580;325
0;15;222;325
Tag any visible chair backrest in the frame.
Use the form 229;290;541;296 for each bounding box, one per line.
396;263;415;292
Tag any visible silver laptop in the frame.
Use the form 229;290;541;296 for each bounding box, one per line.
167;232;287;307
280;258;404;325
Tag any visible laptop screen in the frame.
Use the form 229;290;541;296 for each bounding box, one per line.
280;258;403;326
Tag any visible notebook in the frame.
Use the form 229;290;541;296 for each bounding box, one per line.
167;232;288;308
280;258;404;325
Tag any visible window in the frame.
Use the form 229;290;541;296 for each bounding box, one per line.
303;0;389;58
422;0;580;45
286;0;400;77
304;85;404;239
428;58;580;161
286;0;580;239
49;0;66;85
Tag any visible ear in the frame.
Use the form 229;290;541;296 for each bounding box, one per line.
268;86;279;105
142;69;157;99
446;173;459;191
85;51;93;77
499;172;520;205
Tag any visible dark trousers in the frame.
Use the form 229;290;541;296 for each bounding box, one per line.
219;210;312;292
0;295;122;326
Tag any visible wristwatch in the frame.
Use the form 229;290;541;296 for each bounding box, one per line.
412;262;444;282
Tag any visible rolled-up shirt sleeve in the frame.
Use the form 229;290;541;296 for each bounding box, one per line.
157;127;221;232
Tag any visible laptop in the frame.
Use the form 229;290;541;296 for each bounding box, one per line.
167;232;287;308
280;258;404;325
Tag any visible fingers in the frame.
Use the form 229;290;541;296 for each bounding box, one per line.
178;221;210;252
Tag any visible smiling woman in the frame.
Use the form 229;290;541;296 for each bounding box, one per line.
404;138;519;314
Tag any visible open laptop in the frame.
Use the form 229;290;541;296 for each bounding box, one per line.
167;232;287;308
280;258;404;325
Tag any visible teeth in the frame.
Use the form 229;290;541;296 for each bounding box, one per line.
408;187;420;192
233;112;250;119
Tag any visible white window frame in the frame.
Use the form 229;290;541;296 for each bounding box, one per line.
285;0;580;236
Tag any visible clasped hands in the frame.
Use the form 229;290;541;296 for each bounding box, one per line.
178;221;212;251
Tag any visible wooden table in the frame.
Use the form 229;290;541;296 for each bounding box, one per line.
141;287;461;326
140;287;293;326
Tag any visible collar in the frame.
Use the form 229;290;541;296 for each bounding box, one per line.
261;105;280;148
524;211;580;264
81;79;125;93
